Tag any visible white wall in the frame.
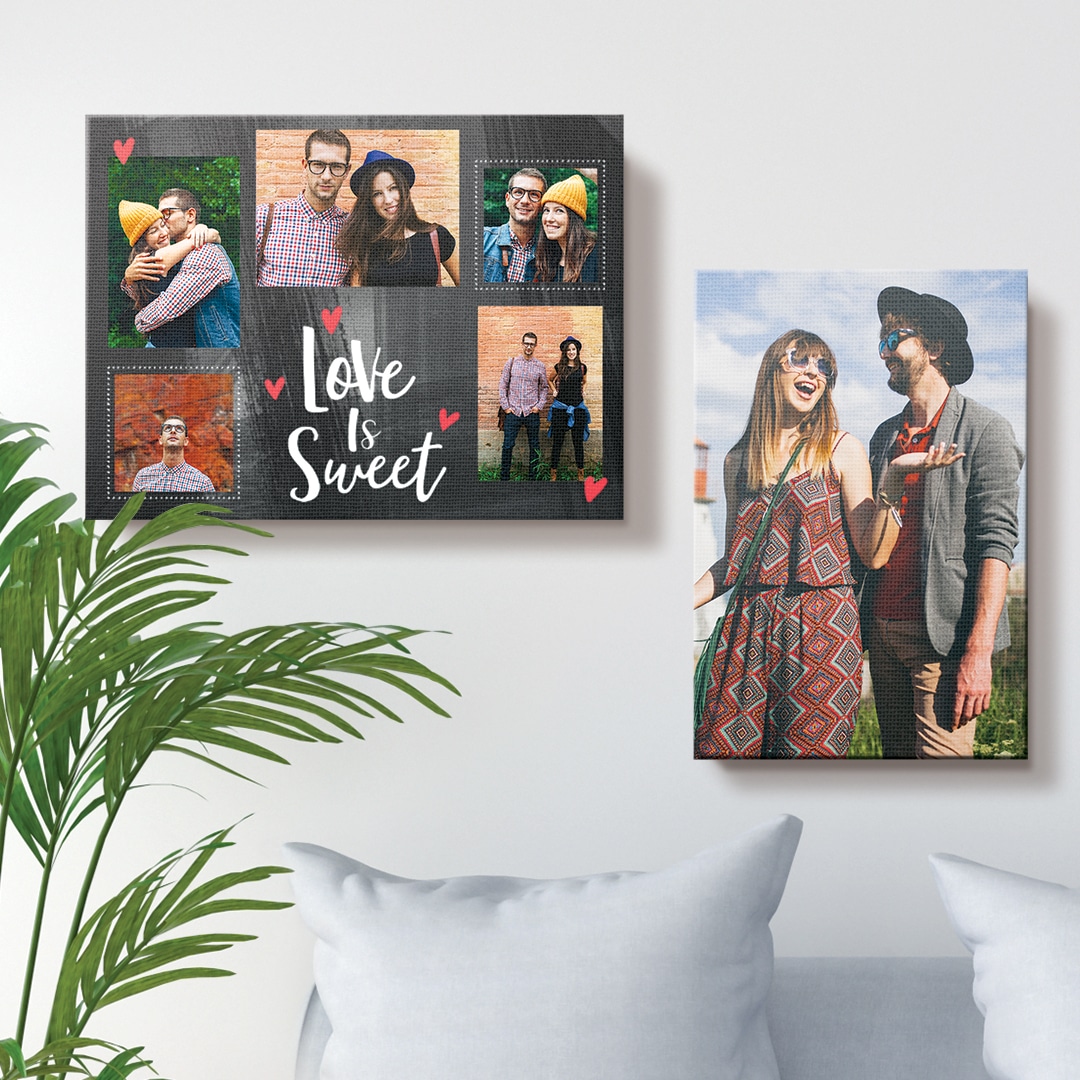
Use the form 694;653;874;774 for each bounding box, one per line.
1;3;1070;1077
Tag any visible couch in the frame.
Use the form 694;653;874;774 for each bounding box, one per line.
295;955;990;1079
288;822;1080;1079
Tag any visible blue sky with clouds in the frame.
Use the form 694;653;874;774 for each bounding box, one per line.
695;270;1027;564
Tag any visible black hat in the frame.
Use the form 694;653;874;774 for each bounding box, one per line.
349;150;416;198
877;287;974;385
560;336;583;352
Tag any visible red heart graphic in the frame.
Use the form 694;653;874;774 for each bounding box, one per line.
264;377;285;400
321;306;342;334
583;476;607;503
439;408;460;431
113;137;135;164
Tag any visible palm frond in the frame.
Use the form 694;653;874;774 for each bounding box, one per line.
49;826;288;1042
0;421;458;1074
0;1036;27;1078
9;1037;153;1080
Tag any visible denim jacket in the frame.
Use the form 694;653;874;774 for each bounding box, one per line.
194;247;240;348
483;223;536;283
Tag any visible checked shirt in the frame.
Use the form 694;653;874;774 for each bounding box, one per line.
256;192;349;287
499;354;549;415
131;460;215;493
132;245;233;333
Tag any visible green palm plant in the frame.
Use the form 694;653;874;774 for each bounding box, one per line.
0;421;458;1079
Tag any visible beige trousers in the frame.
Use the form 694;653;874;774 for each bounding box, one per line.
868;617;976;759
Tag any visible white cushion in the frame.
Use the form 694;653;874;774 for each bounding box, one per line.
930;853;1080;1080
286;815;802;1080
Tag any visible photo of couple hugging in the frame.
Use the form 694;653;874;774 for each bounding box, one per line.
255;129;460;288
112;160;241;349
693;280;1025;762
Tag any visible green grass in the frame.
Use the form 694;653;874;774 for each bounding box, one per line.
108;326;147;349
848;597;1027;759
849;697;883;758
478;459;603;482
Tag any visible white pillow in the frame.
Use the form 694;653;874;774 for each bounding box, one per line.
930;853;1080;1080
286;815;802;1080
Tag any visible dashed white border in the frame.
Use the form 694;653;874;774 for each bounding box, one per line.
474;159;607;292
105;363;241;503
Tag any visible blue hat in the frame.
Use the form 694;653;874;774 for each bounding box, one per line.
350;150;416;196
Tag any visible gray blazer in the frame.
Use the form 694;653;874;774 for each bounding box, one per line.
864;387;1023;658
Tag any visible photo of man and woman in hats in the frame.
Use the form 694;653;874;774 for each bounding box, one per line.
693;271;1026;762
255;129;460;288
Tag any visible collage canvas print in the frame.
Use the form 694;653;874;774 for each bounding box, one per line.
87;115;623;520
693;271;1027;760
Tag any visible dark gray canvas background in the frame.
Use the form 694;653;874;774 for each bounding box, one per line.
87;115;623;519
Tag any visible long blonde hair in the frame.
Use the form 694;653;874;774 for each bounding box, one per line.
736;330;839;491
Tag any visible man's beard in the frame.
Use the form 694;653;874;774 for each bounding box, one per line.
887;357;928;395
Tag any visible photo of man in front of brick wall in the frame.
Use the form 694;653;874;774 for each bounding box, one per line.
255;129;352;287
256;129;459;287
498;331;548;480
113;373;234;494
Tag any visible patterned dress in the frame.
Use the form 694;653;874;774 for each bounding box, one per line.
695;464;863;758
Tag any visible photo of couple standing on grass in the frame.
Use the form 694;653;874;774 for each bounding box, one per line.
693;271;1026;761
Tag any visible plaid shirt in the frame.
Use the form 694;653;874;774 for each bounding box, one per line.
131;460;215;493
483;222;537;282
125;244;232;333
505;231;534;283
256;192;349;287
499;354;549;415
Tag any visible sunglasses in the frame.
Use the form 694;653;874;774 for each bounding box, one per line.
879;329;918;357
782;349;835;382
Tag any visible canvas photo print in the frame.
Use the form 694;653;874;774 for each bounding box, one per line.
693;271;1026;760
87;115;623;521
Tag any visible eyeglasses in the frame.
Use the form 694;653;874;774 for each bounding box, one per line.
522;340;537;349
162;423;186;434
159;207;186;220
508;187;543;203
879;329;918;357
307;160;349;177
783;349;835;382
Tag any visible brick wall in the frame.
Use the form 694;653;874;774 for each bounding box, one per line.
113;373;234;492
477;306;604;472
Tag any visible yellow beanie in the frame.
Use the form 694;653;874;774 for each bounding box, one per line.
540;174;588;221
118;200;163;247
